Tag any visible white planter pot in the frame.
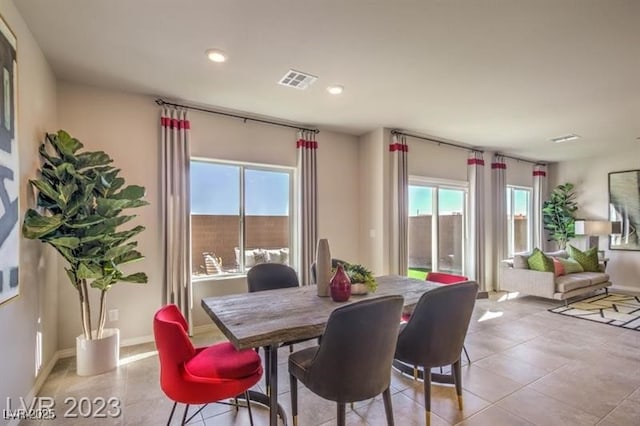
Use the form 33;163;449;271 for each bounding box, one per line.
76;328;120;376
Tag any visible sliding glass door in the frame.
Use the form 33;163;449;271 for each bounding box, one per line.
408;180;467;279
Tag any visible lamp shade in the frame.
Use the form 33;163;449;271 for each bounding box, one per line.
574;220;614;236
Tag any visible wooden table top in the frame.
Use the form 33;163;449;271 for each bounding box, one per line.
201;275;441;350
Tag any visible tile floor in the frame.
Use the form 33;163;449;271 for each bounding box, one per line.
26;292;640;425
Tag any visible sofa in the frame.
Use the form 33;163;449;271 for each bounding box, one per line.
499;250;611;303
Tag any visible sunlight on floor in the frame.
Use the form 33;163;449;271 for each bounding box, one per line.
478;310;504;322
497;291;520;302
119;350;158;366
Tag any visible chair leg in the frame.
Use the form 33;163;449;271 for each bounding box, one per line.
167;401;177;426
382;387;395;426
234;396;239;412
181;404;190;425
337;403;346;426
423;369;431;426
452;360;463;410
463;345;471;365
244;391;255;426
290;374;298;426
289;345;294;353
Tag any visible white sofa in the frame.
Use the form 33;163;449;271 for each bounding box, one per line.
499;250;611;303
234;247;290;268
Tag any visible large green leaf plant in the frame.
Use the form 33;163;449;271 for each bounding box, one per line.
542;182;578;249
23;130;148;340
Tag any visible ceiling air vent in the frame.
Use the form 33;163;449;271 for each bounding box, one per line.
550;134;581;143
278;69;318;90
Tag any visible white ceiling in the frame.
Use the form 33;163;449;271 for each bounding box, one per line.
16;0;640;162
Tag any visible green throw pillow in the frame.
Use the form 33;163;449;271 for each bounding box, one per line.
567;245;599;272
557;257;584;274
527;248;554;272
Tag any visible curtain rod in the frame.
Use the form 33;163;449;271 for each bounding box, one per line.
496;153;546;166
391;130;483;153
155;98;320;134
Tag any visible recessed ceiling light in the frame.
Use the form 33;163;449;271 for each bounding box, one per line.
550;134;580;143
206;49;227;63
327;85;344;95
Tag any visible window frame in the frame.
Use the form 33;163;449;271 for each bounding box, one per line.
408;176;469;276
190;157;295;281
506;185;533;257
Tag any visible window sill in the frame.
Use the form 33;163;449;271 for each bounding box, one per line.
192;273;247;283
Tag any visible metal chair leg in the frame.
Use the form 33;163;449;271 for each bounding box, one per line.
290;374;298;426
382;387;395;426
463;345;471;364
167;401;177;426
244;391;255;426
180;404;190;425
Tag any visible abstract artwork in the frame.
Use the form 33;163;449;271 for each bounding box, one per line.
0;14;17;305
609;170;640;251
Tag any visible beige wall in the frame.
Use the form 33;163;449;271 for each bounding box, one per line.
0;0;58;419
551;150;640;291
56;82;361;347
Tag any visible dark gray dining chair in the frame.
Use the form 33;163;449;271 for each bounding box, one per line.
289;295;404;426
247;262;300;292
394;281;478;426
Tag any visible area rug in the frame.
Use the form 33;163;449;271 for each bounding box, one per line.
549;293;640;330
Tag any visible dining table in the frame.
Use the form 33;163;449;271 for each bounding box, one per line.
201;274;443;426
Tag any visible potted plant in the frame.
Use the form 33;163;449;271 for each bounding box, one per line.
542;182;578;250
22;130;148;376
340;262;377;295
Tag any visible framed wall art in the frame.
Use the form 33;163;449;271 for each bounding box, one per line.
609;169;640;251
0;13;18;305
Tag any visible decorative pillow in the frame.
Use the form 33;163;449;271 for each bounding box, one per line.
253;249;267;265
567;245;599;272
265;249;282;263
557;257;584;274
552;257;566;277
280;248;289;265
527;248;555;272
513;255;529;269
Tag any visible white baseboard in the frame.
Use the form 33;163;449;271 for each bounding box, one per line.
57;333;155;359
8;352;61;426
610;285;640;295
192;323;216;335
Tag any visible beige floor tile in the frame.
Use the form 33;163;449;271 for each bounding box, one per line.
401;382;491;424
460;365;523;402
456;405;534;426
528;362;639;417
597;399;640;426
352;392;450;426
501;342;571;372
473;353;550;385
627;387;640;402
497;387;600;426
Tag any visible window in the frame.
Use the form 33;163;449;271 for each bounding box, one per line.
190;160;293;278
408;179;467;279
507;186;532;256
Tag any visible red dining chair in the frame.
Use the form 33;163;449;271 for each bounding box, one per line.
153;304;263;425
402;272;472;365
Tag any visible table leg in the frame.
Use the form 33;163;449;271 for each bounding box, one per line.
266;344;281;426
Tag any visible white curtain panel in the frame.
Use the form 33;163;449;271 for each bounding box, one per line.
532;164;548;250
389;134;409;275
492;154;508;290
160;107;192;330
297;130;318;286
467;151;485;290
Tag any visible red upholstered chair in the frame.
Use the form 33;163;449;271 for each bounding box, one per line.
402;272;472;365
153;305;263;425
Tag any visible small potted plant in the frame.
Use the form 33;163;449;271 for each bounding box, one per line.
341;262;377;295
